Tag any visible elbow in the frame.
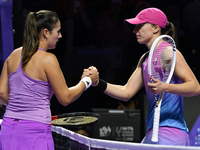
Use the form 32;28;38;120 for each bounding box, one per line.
119;98;130;102
59;98;71;107
55;90;74;106
196;86;200;96
189;85;200;97
56;97;69;107
185;82;200;97
121;94;132;101
124;96;132;101
58;94;74;107
0;93;9;105
193;83;200;96
60;101;69;107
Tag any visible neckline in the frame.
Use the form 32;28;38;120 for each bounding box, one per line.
38;47;45;51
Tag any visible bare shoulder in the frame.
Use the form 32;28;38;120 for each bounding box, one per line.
137;51;149;67
176;49;183;56
12;47;22;54
7;47;22;60
42;52;59;65
175;49;186;62
6;47;23;74
41;52;63;81
38;52;61;72
7;47;22;65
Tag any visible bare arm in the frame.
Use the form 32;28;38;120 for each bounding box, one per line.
45;53;98;106
104;55;144;101
148;50;200;97
0;60;9;105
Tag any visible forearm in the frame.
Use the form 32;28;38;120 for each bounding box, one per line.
56;82;85;106
94;78;130;101
95;68;143;101
66;76;93;105
164;80;200;97
67;82;86;103
55;77;91;106
104;83;132;101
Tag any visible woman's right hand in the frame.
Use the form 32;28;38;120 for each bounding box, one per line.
82;66;99;87
89;66;99;87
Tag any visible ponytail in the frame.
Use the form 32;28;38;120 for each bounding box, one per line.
161;21;178;47
22;12;39;69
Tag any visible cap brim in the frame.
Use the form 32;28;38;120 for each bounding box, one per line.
124;18;146;25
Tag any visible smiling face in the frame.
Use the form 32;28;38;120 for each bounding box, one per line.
47;20;62;50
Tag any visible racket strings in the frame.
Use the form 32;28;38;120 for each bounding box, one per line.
151;41;174;83
161;46;174;72
150;40;174;107
52;116;99;125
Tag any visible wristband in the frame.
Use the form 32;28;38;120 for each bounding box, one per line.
80;77;92;90
95;78;107;92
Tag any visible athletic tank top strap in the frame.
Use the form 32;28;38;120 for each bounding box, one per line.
38;47;45;51
15;47;44;73
12;49;23;74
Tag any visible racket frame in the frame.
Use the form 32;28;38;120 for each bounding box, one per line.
148;35;176;142
51;112;101;126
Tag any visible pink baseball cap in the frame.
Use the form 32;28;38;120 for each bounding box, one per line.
125;8;167;28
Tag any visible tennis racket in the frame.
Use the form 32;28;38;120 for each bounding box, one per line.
148;35;176;142
51;112;101;126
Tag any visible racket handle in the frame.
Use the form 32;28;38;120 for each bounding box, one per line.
151;107;160;142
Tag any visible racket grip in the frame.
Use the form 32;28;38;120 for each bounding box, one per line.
151;107;160;142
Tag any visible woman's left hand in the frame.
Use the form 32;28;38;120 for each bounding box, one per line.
147;77;166;95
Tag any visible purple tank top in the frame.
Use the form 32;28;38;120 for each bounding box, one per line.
4;49;54;124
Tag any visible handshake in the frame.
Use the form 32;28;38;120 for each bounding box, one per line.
81;66;99;87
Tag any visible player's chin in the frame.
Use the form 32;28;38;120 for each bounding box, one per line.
48;45;56;50
137;39;145;44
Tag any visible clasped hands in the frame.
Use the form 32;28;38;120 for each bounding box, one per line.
81;66;99;87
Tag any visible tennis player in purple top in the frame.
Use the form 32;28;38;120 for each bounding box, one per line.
86;7;200;146
0;10;99;150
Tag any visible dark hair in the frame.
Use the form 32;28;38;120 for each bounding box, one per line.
150;21;178;47
161;21;178;47
22;10;59;69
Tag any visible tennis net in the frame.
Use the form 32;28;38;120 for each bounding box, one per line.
51;125;200;150
0;119;199;150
